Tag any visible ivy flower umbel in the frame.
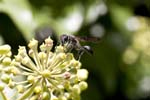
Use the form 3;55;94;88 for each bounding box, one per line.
9;37;88;100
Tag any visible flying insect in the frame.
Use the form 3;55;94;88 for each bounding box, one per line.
60;34;100;60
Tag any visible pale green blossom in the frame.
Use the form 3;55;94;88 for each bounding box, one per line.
0;37;88;100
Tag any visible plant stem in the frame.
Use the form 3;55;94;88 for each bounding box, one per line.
0;91;9;100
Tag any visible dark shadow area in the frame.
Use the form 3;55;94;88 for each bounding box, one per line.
0;13;27;54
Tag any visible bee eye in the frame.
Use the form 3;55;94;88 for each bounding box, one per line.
60;35;69;45
64;36;68;42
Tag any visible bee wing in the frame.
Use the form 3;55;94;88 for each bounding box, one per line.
75;36;101;43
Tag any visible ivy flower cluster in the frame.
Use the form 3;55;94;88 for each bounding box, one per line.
0;37;88;100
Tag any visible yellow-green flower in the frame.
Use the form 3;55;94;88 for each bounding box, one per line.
0;37;88;100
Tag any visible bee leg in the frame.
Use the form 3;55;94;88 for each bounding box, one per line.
82;45;93;55
76;48;85;60
76;45;93;60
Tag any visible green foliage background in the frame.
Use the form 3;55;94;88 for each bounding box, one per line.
1;0;150;100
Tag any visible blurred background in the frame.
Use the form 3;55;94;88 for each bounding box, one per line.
1;0;150;100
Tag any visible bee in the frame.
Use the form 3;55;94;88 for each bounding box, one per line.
60;34;100;60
